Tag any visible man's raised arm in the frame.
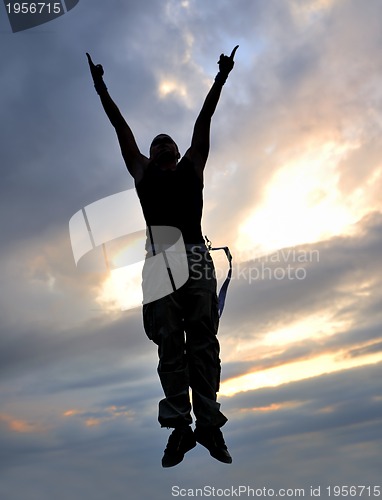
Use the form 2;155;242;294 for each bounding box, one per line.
185;46;238;176
86;53;147;181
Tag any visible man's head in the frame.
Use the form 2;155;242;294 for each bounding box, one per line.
149;134;180;168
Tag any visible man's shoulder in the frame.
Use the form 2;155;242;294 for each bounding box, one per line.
182;150;204;182
133;156;151;186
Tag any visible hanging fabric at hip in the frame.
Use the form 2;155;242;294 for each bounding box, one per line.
205;236;232;318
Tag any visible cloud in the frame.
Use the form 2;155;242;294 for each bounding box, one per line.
220;211;382;330
1;363;381;499
1;0;382;498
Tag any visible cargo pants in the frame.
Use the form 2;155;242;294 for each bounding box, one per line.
142;247;228;429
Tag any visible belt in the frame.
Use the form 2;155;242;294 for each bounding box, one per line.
147;243;208;253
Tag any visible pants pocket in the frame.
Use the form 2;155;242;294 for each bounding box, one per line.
143;303;158;343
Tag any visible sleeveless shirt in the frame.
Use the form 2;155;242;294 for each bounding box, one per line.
135;156;204;245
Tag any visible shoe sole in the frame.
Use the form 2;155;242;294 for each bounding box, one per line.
195;435;232;464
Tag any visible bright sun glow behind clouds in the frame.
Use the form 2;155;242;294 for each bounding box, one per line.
220;352;382;397
96;262;143;312
158;77;194;108
159;79;187;99
237;141;369;257
220;307;382;397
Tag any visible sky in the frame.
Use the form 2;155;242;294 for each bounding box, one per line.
1;0;382;498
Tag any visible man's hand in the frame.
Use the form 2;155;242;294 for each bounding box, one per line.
217;45;239;77
86;52;107;95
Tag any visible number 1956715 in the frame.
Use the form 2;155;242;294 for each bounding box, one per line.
5;3;63;14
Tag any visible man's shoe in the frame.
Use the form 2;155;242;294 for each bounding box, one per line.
162;426;196;468
194;426;232;464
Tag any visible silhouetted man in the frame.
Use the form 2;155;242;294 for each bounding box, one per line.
87;45;238;467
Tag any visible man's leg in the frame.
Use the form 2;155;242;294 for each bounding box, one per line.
143;293;192;428
183;289;227;427
143;292;197;467
183;288;232;463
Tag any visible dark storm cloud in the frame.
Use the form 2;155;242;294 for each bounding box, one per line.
0;307;150;379
0;0;193;251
